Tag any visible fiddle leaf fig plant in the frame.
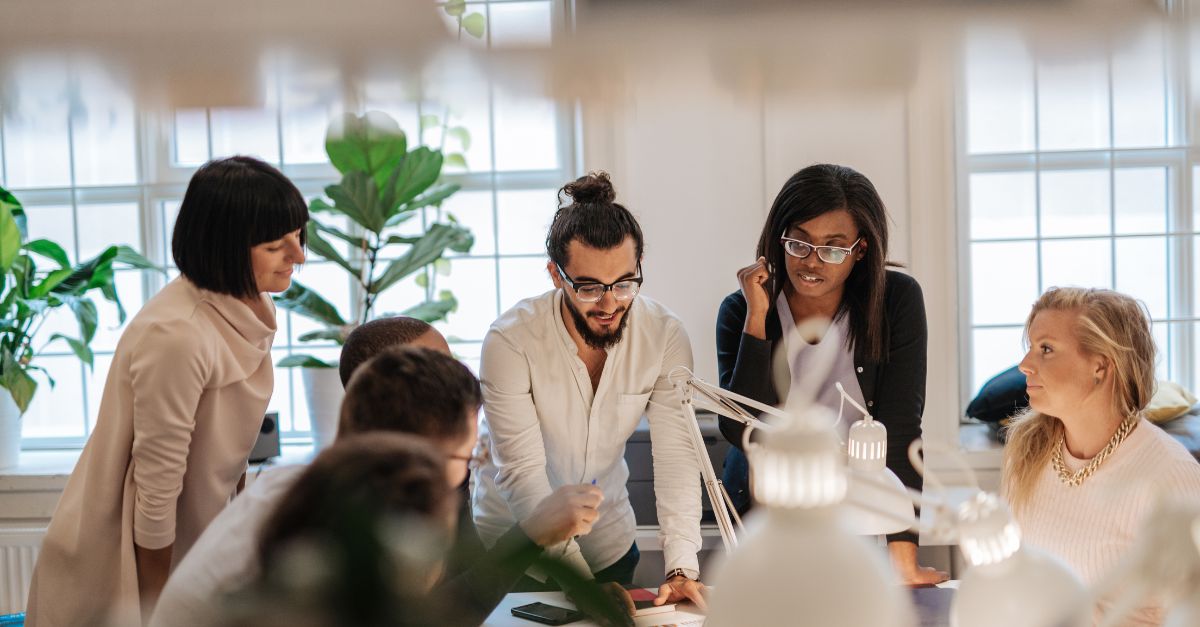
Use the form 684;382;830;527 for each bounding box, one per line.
0;186;160;414
275;111;473;369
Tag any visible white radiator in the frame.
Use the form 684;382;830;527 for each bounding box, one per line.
0;528;43;616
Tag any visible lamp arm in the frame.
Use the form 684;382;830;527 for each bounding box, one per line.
846;467;966;542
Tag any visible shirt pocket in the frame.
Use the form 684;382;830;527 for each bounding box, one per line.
617;391;653;427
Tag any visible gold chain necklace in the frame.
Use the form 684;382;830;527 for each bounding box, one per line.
1051;414;1140;487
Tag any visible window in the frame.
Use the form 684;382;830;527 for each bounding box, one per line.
959;19;1192;412
5;0;573;448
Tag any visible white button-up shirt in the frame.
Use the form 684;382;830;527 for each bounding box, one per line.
472;289;702;579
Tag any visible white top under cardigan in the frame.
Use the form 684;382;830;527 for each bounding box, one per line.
1013;418;1200;626
472;289;702;580
26;277;276;626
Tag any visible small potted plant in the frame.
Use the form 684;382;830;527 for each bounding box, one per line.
275;111;473;447
0;187;159;469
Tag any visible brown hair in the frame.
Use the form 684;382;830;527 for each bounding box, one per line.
339;316;434;386
338;346;480;441
756;164;898;361
1002;287;1156;512
545;171;644;267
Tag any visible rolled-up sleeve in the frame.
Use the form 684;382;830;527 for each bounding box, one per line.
645;319;702;577
128;321;210;549
479;327;590;575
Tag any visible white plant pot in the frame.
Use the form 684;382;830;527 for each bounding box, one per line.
302;367;344;451
0;389;21;471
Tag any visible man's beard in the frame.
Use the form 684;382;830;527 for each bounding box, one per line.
563;295;631;351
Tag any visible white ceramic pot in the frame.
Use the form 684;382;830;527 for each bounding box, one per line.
0;388;21;471
302;367;344;451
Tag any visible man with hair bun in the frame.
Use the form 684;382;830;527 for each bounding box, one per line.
473;172;709;610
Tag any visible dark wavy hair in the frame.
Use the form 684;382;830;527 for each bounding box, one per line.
172;156;309;298
757;164;898;361
545;171;644;267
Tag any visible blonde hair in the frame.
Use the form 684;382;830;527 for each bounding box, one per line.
1002;287;1156;512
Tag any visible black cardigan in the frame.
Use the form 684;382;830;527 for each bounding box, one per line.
715;269;927;544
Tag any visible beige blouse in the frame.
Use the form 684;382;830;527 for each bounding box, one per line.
26;277;276;626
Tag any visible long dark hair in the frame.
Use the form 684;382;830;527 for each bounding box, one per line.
756;164;897;361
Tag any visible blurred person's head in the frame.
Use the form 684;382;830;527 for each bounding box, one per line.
255;433;456;623
1004;287;1155;511
173;156;308;298
339;316;450;386
546;171;644;351
339;346;481;486
756;163;893;360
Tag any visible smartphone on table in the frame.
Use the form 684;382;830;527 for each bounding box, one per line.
510;601;586;625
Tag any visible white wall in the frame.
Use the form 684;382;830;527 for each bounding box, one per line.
581;51;969;468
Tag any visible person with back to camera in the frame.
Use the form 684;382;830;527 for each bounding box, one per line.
1004;287;1200;626
26;156;308;626
716;163;947;584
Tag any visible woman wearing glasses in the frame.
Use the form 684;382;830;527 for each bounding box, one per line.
716;163;946;585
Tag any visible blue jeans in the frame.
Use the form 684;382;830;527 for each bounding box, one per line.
513;542;641;591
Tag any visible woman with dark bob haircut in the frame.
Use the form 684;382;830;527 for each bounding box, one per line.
27;156;308;626
716;163;946;585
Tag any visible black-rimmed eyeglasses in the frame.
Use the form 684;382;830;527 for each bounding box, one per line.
555;263;644;303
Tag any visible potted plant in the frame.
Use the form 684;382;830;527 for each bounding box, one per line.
275;111;473;447
0;186;159;469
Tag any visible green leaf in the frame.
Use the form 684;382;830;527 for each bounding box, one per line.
305;221;361;278
434;258;452;276
383;209;420;229
113;246;161;272
48;333;94;368
414;272;429;288
1;188;27;240
314;222;368;251
326;172;385;234
444;0;466;17
273;281;349;327
369;223;473;294
310;197;338;214
403;183;461;212
0;198;21;273
63;296;99;343
389;147;444;210
28;267;74;298
52;247;119;295
0;350;37;415
325;112;407;182
447;126;472;151
462;12;486;38
100;282;128;324
400;294;458;323
420;114;440;131
276;354;337;369
23;239;69;269
297;328;349;343
443;153;468;170
384;234;422;246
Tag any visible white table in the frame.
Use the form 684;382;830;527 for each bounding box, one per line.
483;591;706;627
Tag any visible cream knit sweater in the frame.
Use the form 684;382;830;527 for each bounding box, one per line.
1014;418;1200;626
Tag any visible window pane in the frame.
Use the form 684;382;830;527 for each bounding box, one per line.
1193;165;1200;230
490;2;553;48
970;241;1038;326
442;190;496;257
969;171;1036;239
451;341;483;376
1155;322;1169;381
287;262;354;343
1037;57;1110;151
361;84;422;143
1041;239;1112;290
269;348;294;430
210;108;280;163
1112;24;1167;148
496;188;557;255
21;356;85;439
971;327;1025;398
1040;169;1111;237
174;109;210;166
1114;236;1167;319
3;62;71;188
71;70;138;186
160;200;182;266
493;86;558;172
425;93;493;173
432;257;498;342
77;202;140;261
23;204;76;256
499;256;552;314
288;345;342;434
282;101;343;165
1114;167;1167;234
91;270;147;353
368;273;428;321
965;31;1035;154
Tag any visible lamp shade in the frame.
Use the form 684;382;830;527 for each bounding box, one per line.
706;410;916;627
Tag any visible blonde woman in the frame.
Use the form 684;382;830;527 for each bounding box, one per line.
1004;287;1200;626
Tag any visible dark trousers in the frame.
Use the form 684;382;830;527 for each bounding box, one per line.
513;542;640;591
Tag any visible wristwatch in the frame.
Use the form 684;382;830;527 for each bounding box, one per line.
665;568;696;582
